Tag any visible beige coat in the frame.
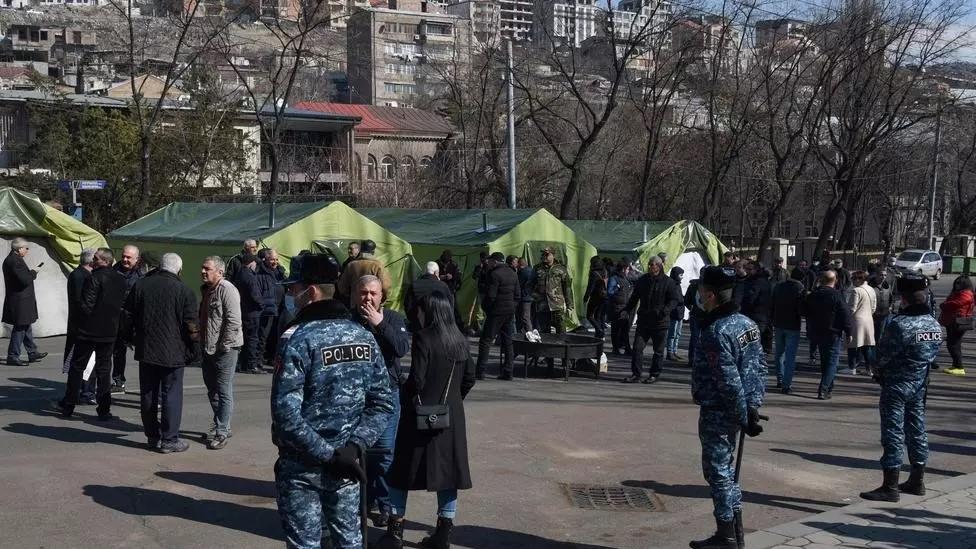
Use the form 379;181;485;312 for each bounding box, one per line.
849;284;877;348
201;278;243;355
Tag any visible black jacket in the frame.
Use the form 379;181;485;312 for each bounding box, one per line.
2;252;37;326
517;266;534;303
625;270;682;329
405;274;453;331
125;270;200;367
389;327;475;492
770;266;789;285
771;279;805;331
437;259;462;293
66;266;91;336
254;263;280;315
793;267;816;293
669;270;685;321
804;286;854;344
352;307;410;387
234;267;264;318
77;266;128;342
608;273;633;317
741;270;773;324
485;263;518;316
684;279;706;322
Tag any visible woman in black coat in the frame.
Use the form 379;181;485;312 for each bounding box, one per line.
377;292;476;549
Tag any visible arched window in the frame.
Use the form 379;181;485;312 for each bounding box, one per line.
381;155;396;180
419;156;432;171
367;155;378;181
401;155;416;177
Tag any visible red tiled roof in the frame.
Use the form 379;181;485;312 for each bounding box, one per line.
293;102;453;137
0;66;30;79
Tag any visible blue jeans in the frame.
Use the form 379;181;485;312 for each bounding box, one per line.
687;317;701;365
667;319;682;354
368;385;400;513
389;487;458;519
202;348;239;437
816;337;843;395
774;329;800;388
7;324;37;360
847;346;875;370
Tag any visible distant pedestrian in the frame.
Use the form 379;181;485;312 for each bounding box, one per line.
666;266;685;361
622;255;681;384
804;270;854;400
65;248;96;403
584;256;609;341
870;270;895;341
56;248;127;419
532;247;574;373
475;252;517;380
939;275;974;376
111;244;145;394
770;257;789;285
792;260;816;293
199;256;243;450
3;237;46;366
225;238;258;282
405;262;452;332
375;292;476;549
436;249;462;295
255;248;283;367
608;261;634;355
233;253;264;375
684;277;705;366
126;253;200;453
342;241;361;272
741;261;773;353
337;239;392;307
516;258;534;334
771;269;806;394
842;271;877;376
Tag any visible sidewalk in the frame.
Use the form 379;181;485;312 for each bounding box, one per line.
746;472;976;549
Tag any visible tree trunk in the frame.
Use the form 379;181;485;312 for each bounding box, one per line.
558;164;583;219
814;199;846;258
138;134;151;216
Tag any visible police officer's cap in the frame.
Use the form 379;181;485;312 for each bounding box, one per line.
699;265;737;290
896;274;929;294
282;253;339;286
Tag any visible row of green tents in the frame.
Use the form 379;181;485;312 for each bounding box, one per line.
108;201;728;328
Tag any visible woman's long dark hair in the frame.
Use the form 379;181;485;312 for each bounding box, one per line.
418;291;468;359
953;275;974;293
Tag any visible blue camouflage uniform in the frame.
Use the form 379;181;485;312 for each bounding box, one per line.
692;302;767;522
874;304;942;469
272;301;394;549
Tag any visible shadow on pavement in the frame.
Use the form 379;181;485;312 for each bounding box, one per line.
3;422;147;449
805;508;975;546
769;448;963;477
0;377;64;411
450;525;617;548
928;442;976;457
929;429;976;440
621;480;845;515
83;485;282;541
156;471;276;499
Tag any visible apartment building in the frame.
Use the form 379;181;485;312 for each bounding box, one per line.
534;0;598;48
447;0;501;45
755;18;808;47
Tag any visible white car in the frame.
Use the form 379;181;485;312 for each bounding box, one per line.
893;249;943;279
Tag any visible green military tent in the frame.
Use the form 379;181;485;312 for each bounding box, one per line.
358;207;597;329
108;201;418;310
563;220;674;258
0;187;108;336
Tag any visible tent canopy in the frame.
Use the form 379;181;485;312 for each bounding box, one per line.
563;220;673;258
0;187;108;336
634;220;729;271
359;207;598;329
109;201;418;310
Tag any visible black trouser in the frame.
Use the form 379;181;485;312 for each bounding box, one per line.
586;300;607;339
139;363;185;442
947;326;965;368
610;315;631;353
239;315;261;371
62;339;114;417
476;312;515;376
111;335;128;385
64;334;97;399
517;302;533;334
757;321;773;354
631;324;668;378
258;313;277;365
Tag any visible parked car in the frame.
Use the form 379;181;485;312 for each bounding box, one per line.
893;249;942;279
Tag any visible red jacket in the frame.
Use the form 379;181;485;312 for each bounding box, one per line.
940;289;975;327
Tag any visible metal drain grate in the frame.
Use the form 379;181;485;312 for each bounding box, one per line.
561;484;664;512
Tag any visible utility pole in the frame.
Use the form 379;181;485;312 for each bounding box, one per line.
506;38;517;209
927;96;943;251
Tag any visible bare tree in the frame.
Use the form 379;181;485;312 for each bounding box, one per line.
939;101;976;247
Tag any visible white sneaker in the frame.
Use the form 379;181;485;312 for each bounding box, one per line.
838;368;856;375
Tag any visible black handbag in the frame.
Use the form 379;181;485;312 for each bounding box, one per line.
414;363;454;432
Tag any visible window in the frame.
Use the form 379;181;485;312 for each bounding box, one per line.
73;31;82;44
383;82;416;96
419;156;432;171
39;30;48;41
924;253;940;263
897;251;923;262
17;28;26;41
381;156;396;180
367;155;378;180
401;156;415;177
29;28;39;42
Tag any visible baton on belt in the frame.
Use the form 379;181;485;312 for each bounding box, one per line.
350;451;369;549
734;413;769;484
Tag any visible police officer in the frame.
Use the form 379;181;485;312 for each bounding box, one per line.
690;266;767;549
272;254;395;549
860;274;942;503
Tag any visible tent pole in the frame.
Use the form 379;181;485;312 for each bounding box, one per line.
269;200;276;229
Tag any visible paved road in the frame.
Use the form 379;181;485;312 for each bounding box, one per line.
1;277;974;548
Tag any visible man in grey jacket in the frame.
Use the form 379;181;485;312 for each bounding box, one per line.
199;256;243;450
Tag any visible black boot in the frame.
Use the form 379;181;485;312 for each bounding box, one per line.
420;517;454;549
371;516;404;549
860;467;900;502
689;518;737;549
899;464;926;496
733;510;744;549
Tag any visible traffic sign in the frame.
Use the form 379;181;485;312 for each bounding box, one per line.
57;179;107;191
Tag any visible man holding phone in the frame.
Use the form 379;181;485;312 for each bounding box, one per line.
4;237;47;366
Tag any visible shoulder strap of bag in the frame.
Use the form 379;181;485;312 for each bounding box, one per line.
416;361;456;407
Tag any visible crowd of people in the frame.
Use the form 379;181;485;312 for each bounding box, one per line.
2;236;974;549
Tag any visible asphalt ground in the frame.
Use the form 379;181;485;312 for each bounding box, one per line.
1;277;974;549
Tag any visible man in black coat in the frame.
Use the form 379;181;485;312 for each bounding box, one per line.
623;256;682;384
256;248;284;367
125;253;200;453
224;238;258;283
65;248;96;403
516;258;535;334
741;261;774;353
771;268;806;394
608;261;634;355
57;248;127;419
475;252;518;381
805;270;854;400
110;244;145;393
684;277;705;366
4;237;47;366
234;253;265;374
405;261;452;332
